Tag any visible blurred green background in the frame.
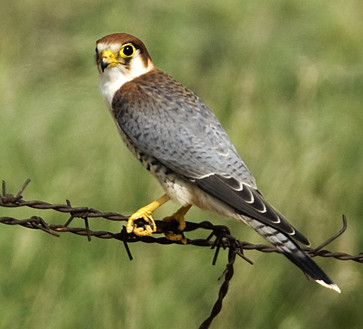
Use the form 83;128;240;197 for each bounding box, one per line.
0;0;362;328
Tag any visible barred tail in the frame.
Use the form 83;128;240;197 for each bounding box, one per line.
244;217;341;293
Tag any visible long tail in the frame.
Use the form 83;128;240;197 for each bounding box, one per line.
192;174;340;292
244;217;341;293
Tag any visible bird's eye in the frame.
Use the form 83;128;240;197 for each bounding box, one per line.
119;43;136;58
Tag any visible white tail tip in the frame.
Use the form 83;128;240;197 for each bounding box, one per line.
316;280;341;293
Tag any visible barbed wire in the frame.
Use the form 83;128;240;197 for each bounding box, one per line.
1;179;362;328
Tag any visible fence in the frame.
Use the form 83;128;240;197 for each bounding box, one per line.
1;179;362;328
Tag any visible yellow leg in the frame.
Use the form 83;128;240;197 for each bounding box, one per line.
127;194;170;236
162;204;192;244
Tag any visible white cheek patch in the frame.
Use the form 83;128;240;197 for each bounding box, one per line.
128;50;153;78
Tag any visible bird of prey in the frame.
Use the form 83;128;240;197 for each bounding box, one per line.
95;33;340;293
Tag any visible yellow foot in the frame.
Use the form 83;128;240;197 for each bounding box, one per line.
127;209;156;236
126;194;170;236
162;204;191;244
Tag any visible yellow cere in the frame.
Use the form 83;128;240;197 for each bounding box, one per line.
102;50;117;61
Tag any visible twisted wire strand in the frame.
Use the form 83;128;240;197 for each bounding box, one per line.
1;179;362;329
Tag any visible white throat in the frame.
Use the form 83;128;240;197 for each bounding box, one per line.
99;56;153;108
99;67;127;108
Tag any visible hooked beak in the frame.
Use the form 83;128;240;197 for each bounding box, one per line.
100;50;119;72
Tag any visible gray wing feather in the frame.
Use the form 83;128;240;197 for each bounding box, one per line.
113;70;256;186
112;69;309;245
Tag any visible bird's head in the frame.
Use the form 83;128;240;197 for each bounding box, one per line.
96;33;154;105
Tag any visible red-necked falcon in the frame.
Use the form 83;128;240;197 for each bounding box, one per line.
95;33;340;293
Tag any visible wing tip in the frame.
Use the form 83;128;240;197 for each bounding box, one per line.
315;280;341;294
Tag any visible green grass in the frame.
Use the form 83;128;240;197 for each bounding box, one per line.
1;0;362;328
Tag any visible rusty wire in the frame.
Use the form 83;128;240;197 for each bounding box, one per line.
1;179;362;329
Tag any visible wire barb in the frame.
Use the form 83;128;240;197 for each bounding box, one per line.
309;215;347;256
1;180;362;329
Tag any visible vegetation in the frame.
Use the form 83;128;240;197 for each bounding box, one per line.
0;0;362;328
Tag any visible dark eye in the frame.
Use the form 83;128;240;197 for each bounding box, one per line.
123;46;133;56
119;43;136;58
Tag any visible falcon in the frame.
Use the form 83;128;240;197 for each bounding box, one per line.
95;33;340;293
